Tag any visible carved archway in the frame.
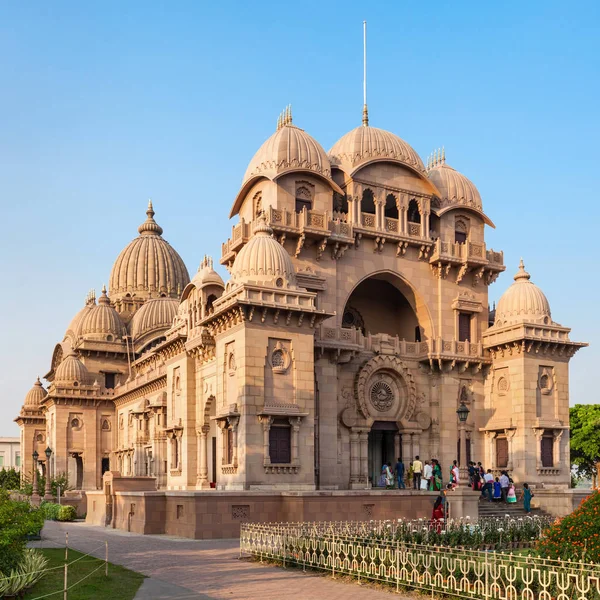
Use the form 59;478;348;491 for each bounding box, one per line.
355;355;417;422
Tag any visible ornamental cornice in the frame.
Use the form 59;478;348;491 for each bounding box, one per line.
113;375;167;407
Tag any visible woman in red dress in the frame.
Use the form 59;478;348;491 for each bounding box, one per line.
431;496;444;533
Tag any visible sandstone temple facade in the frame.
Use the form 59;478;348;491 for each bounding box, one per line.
16;110;586;496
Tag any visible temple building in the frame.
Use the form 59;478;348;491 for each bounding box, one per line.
16;108;586;497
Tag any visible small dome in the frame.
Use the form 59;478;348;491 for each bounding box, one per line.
242;110;332;184
109;201;190;302
494;260;552;327
190;256;224;289
231;214;296;288
427;153;482;211
24;378;47;407
64;292;96;342
54;351;90;386
79;287;127;341
130;297;179;344
329;125;425;176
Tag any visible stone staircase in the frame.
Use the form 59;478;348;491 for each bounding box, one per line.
478;498;551;519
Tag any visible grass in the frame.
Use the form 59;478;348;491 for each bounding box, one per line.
23;549;145;600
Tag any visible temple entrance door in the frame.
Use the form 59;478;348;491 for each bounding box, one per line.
368;421;399;487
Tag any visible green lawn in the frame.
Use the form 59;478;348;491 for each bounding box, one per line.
23;548;145;600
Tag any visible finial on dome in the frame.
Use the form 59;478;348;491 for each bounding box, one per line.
35;376;42;386
514;258;531;281
253;211;273;236
138;200;164;236
441;146;446;164
277;113;282;130
98;284;110;305
362;20;369;127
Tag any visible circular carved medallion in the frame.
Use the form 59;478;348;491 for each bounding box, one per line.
370;380;394;412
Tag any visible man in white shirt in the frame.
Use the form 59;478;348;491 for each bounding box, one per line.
483;469;494;502
499;472;510;502
423;460;433;490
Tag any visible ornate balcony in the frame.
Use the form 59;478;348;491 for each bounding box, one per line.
314;325;490;371
429;238;505;285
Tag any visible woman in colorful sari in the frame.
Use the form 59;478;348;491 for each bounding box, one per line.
431;496;444;533
450;460;460;487
432;459;443;491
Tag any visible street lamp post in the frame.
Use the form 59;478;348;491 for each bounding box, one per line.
456;402;470;485
44;447;53;499
31;450;40;504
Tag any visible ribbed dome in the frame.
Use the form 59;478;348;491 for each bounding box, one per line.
190;256;224;289
329;126;425;175
64;293;95;342
231;214;296;288
243;116;332;184
79;287;126;341
54;351;90;386
427;156;482;210
494;261;552;327
109;201;190;302
130;297;179;343
24;378;47;407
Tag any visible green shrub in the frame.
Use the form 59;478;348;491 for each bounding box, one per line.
0;490;44;574
0;468;21;491
57;505;77;522
0;549;48;597
537;490;600;561
40;501;60;521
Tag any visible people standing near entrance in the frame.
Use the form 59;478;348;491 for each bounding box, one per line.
499;471;510;503
521;482;533;513
432;459;443;491
412;456;423;490
493;477;502;501
395;457;405;489
423;460;433;490
450;460;460;487
468;462;476;488
384;462;394;489
483;469;494;502
507;479;517;504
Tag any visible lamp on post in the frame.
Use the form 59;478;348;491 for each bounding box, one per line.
44;447;53;499
31;450;40;504
456;402;470;484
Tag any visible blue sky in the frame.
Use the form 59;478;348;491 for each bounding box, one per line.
1;1;598;435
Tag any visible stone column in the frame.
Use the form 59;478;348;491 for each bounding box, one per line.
553;430;564;471
411;433;421;461
394;433;401;463
359;431;369;486
289;417;301;465
506;429;516;471
402;434;411;463
197;426;210;489
533;429;544;471
259;416;273;465
349;430;360;485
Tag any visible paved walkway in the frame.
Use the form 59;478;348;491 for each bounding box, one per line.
32;521;408;600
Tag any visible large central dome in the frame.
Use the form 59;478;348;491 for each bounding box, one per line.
109;202;190;303
329;125;426;176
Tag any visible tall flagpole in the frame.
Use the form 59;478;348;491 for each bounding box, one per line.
362;20;369;126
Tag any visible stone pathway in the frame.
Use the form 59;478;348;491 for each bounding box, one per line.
32;521;410;599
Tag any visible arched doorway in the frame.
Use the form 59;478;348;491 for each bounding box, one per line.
369;421;401;487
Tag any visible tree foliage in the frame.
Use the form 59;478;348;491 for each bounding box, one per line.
570;404;600;481
0;468;21;490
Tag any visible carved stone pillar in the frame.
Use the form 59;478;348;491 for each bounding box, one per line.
484;431;496;469
411;433;421;460
553;430;564;471
402;434;412;463
359;431;369;485
259;416;273;466
505;428;516;471
197;426;210;489
229;416;239;468
533;428;545;470
289;417;301;465
349;430;360;484
402;206;407;234
394;433;401;463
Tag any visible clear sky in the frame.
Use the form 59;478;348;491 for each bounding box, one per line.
1;1;598;435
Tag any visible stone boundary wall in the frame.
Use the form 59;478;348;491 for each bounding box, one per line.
87;489;439;539
532;488;591;517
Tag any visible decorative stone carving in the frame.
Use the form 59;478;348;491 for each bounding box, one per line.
355;355;417;421
415;411;432;430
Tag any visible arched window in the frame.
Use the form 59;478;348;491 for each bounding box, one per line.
384;194;398;219
407;199;420;223
414;326;421;343
254;193;263;219
295;186;312;213
455;219;468;244
361;189;376;215
205;294;217;316
333;193;348;215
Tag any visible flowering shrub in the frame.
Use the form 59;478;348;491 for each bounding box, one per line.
537;490;600;561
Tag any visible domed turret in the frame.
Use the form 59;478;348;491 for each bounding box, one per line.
109;201;190;304
24;378;47;407
64;291;96;343
329;125;425;176
130;297;179;350
427;151;482;210
79;286;126;341
54;351;90;386
230;108;343;217
493;260;552;328
190;256;225;290
231;213;296;288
